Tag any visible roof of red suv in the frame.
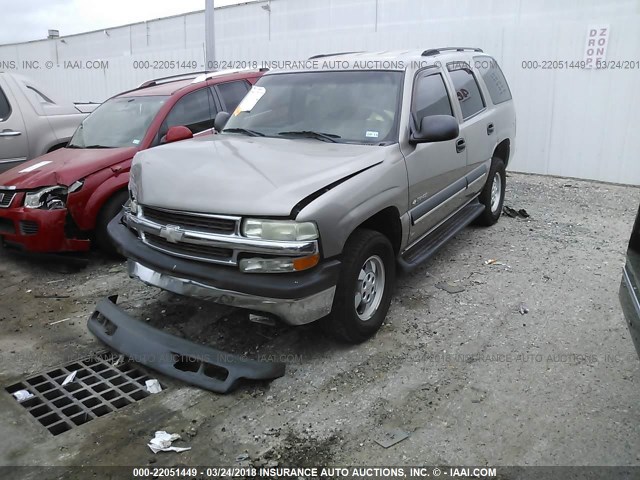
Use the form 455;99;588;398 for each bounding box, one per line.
117;69;265;98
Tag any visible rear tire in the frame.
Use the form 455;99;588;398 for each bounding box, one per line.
95;190;129;256
321;229;395;343
476;158;506;226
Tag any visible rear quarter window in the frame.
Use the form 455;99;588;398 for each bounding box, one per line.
474;56;512;105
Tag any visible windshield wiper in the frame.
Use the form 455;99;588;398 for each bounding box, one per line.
83;145;115;149
278;131;340;143
222;128;265;137
66;144;83;149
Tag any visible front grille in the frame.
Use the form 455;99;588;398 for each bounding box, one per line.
0;191;16;208
142;206;237;234
0;218;15;234
144;233;233;263
20;221;39;235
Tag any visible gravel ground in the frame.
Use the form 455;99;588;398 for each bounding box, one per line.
0;172;639;475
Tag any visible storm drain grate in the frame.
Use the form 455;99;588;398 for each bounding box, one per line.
5;351;162;436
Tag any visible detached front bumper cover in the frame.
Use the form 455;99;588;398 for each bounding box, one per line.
87;296;286;393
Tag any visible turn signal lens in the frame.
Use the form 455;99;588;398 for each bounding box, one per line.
293;254;320;271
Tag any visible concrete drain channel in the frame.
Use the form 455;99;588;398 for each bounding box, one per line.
5;351;162;436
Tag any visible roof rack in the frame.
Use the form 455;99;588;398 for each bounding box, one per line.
190;67;269;84
137;71;211;89
308;51;364;60
421;47;483;57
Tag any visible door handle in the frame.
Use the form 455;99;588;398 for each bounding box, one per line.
456;138;466;153
0;130;22;137
487;123;495;135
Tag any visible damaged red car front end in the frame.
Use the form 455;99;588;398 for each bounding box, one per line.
0;146;137;252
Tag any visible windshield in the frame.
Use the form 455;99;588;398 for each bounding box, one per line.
68;96;168;148
223;71;403;145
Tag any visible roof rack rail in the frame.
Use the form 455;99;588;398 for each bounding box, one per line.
421;47;483;57
138;71;211;89
190;67;269;84
308;51;364;60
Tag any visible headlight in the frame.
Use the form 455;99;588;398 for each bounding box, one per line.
242;219;318;241
24;186;67;210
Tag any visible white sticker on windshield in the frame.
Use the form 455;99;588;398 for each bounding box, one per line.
366;131;379;138
19;161;52;173
234;86;266;116
132;139;140;145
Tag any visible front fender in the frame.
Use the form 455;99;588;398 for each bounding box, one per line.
69;169;130;231
296;155;408;258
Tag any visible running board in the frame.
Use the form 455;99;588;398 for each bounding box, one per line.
88;296;286;393
398;201;484;273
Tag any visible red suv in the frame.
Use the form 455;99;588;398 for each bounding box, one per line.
0;69;265;254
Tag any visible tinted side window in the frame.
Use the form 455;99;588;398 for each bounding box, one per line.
164;88;215;135
412;72;452;122
448;68;485;119
475;57;512;105
0;86;11;121
216;80;250;112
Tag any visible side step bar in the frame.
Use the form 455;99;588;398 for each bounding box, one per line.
88;296;286;393
398;201;485;273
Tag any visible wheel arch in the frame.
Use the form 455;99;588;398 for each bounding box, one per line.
493;139;510;167
47;141;68;153
352;206;403;256
74;176;129;231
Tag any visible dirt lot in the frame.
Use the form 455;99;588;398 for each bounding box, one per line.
0;173;639;474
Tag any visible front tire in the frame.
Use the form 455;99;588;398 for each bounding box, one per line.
476;158;506;226
95;190;129;256
321;229;395;343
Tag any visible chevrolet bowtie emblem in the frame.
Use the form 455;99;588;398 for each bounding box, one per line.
159;224;184;243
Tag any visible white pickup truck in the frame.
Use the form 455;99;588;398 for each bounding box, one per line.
0;72;98;172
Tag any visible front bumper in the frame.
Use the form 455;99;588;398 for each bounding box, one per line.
0;203;89;252
619;262;640;360
110;214;341;325
88;296;285;393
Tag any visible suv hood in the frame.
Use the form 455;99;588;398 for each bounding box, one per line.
134;135;389;216
0;147;138;189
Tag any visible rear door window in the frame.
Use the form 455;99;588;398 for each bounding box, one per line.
0;86;12;121
216;80;251;112
163;88;217;135
412;71;453;123
474;56;512;105
448;67;486;119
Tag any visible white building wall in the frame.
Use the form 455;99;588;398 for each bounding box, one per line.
1;0;638;184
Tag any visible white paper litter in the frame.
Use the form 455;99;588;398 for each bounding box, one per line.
112;354;125;367
145;379;162;394
148;431;191;454
61;371;77;386
12;390;34;402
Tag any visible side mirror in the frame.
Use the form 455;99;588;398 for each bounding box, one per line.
164;126;193;144
214;111;231;132
410;115;459;144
